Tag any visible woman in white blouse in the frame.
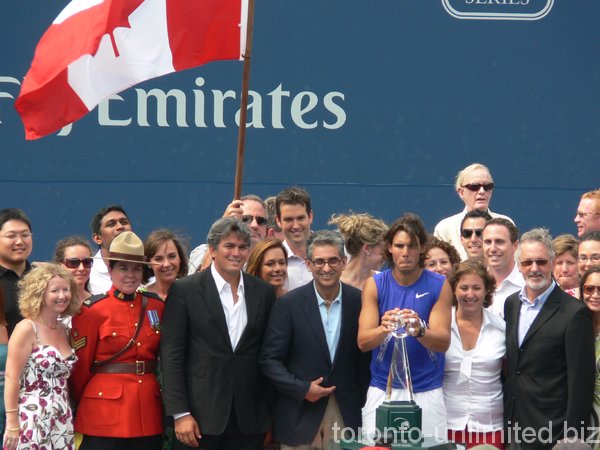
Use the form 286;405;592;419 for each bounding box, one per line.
444;260;505;449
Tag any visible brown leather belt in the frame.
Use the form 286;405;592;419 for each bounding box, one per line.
92;360;157;375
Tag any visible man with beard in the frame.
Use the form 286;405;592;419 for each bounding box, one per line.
504;228;594;449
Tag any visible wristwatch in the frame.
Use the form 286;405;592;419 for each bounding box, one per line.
417;319;427;338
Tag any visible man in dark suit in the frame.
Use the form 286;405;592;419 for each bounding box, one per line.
161;217;276;450
260;230;370;449
504;228;594;450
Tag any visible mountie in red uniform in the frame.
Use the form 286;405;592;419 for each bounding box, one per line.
70;287;165;438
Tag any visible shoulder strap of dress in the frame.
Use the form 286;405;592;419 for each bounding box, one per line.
28;319;40;344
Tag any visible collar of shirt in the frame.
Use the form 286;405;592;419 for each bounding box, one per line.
313;281;343;308
283;239;305;262
518;279;555;308
0;261;31;278
210;264;245;299
92;249;108;274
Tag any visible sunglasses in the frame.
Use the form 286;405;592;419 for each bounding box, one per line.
461;228;483;239
463;183;494;192
519;259;549;267
62;257;94;269
583;285;600;296
241;215;268;226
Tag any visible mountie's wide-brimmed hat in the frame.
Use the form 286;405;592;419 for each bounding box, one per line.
106;231;149;264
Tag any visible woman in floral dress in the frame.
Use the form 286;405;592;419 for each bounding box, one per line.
3;264;80;450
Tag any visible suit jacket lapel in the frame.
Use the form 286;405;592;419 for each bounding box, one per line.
236;274;257;351
331;284;352;369
509;295;521;352
521;285;561;347
303;285;332;365
201;271;233;352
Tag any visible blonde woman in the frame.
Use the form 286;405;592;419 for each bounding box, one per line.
3;264;79;450
329;212;387;290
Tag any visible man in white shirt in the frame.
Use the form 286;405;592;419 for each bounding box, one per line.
276;187;314;290
434;163;513;261
88;205;132;294
161;217;276;450
482;218;524;318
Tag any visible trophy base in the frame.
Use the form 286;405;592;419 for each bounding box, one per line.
339;400;456;449
376;400;423;445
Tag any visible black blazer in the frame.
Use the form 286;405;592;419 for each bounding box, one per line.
259;281;370;446
160;269;276;436
504;284;595;449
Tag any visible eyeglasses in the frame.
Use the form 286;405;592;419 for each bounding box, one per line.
583;285;600;296
1;232;33;242
241;215;268;226
462;183;494;192
579;254;600;263
575;210;600;219
309;257;343;269
461;228;483;239
62;257;94;269
519;259;549;267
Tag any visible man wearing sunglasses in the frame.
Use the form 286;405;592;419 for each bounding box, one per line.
459;209;492;263
504;228;594;449
0;208;33;335
434;163;513;261
574;189;600;238
188;195;268;273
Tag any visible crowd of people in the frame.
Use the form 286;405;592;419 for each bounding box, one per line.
0;163;598;450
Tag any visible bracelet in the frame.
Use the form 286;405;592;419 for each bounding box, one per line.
5;427;19;432
5;408;18;413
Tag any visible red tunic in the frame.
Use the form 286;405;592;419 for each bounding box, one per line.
70;287;165;438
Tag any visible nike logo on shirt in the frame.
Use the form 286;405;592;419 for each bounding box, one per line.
415;292;429;299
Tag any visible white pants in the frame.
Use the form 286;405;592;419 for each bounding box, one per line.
361;386;447;444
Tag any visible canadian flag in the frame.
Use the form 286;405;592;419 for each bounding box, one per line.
15;0;248;140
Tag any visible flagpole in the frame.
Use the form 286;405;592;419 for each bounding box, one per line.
233;0;255;200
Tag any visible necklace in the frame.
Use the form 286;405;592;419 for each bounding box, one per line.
39;317;59;330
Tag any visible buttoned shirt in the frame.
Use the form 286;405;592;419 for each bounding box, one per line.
210;264;247;350
283;240;313;291
314;281;342;361
517;280;555;347
434;208;514;261
489;263;525;319
89;249;112;295
444;307;506;432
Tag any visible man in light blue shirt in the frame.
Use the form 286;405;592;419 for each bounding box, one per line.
260;230;369;449
504;228;594;449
